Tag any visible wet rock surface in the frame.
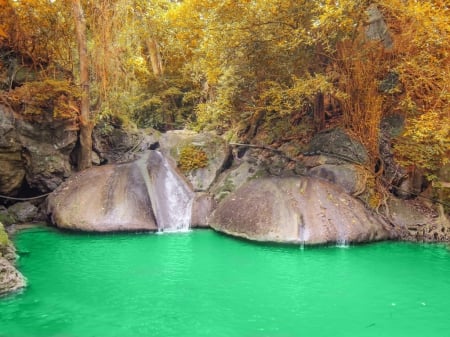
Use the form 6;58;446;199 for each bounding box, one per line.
47;151;194;232
210;177;392;245
47;157;158;232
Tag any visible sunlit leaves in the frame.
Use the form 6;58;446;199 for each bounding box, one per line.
1;0;448;176
381;0;450;173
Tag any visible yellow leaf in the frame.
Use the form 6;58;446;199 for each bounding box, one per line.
0;27;7;38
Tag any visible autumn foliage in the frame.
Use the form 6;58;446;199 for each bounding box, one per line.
0;0;448;179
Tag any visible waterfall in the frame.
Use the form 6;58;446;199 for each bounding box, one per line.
336;223;349;248
137;151;194;232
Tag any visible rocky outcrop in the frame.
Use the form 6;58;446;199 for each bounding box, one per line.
7;201;39;223
307;128;369;165
0;105;27;195
92;125;160;164
159;130;230;191
0;222;26;296
0;104;77;195
209;177;392;245
385;197;450;242
380;114;427;199
210;148;268;203
47;151;194;232
309;164;367;195
0;206;16;226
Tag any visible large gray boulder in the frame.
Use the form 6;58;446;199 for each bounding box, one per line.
209;177;392;245
47;151;194;232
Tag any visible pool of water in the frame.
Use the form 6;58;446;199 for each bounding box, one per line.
1;227;449;337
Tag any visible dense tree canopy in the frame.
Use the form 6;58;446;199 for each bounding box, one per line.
0;0;448;179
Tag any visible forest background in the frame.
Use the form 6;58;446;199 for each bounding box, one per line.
0;0;448;194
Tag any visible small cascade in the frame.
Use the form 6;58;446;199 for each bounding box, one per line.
336;226;349;248
336;239;349;248
297;214;307;249
139;151;194;232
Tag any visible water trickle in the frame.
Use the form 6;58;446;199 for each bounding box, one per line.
336;239;349;248
335;221;349;247
142;151;194;232
297;213;307;248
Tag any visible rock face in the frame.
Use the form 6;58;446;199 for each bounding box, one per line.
386;197;450;242
7;202;39;223
307;128;369;165
0;222;26;296
159;130;230;191
309;164;366;195
92;125;160;164
0;257;26;296
210;148;268;203
0;104;77;195
47;151;194;232
191;193;215;228
210;177;392;245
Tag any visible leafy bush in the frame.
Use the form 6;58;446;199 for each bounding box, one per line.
177;145;208;173
4;79;80;120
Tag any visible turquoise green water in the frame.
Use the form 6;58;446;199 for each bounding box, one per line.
1;227;450;337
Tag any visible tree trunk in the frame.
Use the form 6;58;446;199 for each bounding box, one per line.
314;92;325;132
72;0;92;170
147;38;163;77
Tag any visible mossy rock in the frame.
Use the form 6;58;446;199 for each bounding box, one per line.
0;210;17;227
211;160;268;203
177;145;209;173
160;130;230;191
0;222;9;249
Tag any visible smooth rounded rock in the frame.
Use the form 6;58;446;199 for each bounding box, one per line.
47;151;195;232
209;177;392;245
47;160;158;232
